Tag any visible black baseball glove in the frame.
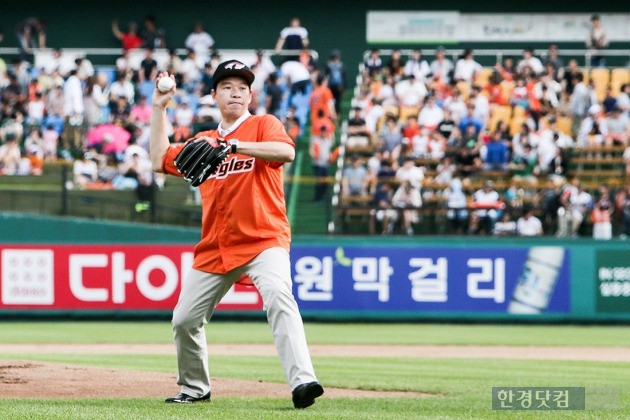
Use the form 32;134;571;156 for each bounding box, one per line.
173;139;230;187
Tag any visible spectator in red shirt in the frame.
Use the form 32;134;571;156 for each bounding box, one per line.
402;114;420;142
484;72;507;106
111;20;143;51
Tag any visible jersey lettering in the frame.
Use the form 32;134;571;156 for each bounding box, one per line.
211;157;255;179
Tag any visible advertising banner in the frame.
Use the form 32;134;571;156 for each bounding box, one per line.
596;249;630;313
366;11;460;44
0;244;570;315
292;246;570;314
367;12;630;43
0;245;262;311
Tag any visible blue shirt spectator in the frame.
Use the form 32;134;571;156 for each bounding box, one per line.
483;132;509;170
458;105;484;136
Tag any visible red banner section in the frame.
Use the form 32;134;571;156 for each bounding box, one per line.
0;245;263;311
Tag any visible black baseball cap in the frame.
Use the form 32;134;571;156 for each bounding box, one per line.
212;59;255;90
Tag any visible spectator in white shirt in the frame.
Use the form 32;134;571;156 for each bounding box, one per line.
623;145;630;176
115;49;133;75
445;89;468;122
606;105;629;146
586;14;608;67
569;72;590;137
430;46;454;85
185;22;214;58
109;71;136;105
274;17;309;55
395;157;425;189
377;75;398;108
616;83;629;113
535;128;559;173
470;180;502;234
0;134;22;175
577;104;608;147
403;49;431;83
173;98;195;142
280;59;311;93
493;213;518;236
249;49;277;109
516;48;544;76
63;69;84;117
470;86;490;125
517;205;543;236
417;95;444;130
41;47;63;75
557;180;592;237
73;152;98;188
454;49;482;84
75;57;95;80
27;91;46;125
395;74;428;108
392;180;422;235
180;48;204;86
63;69;85;149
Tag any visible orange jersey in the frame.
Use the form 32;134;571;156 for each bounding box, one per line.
310;116;335;137
309;85;334;122
485;84;507;106
162;114;294;274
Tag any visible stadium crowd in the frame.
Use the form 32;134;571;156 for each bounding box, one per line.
339;45;629;238
0;14;629;238
0;15;345;208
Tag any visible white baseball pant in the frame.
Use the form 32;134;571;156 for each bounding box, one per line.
171;247;318;397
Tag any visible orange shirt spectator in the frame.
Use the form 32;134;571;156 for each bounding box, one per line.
309;74;336;123
401;115;420;140
484;77;507;106
526;77;541;112
311;113;335;137
285;116;301;142
28;79;41;102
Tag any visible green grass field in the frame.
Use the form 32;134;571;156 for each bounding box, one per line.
0;322;628;419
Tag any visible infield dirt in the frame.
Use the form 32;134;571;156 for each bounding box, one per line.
1;343;626;399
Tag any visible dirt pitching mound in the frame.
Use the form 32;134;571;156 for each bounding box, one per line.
0;361;432;400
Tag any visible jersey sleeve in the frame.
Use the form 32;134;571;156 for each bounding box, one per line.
258;115;295;169
260;114;294;146
161;144;186;176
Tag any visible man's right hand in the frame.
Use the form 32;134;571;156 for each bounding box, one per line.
153;73;176;110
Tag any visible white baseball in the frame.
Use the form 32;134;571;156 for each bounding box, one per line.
157;77;175;93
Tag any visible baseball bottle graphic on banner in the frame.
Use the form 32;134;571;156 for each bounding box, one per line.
508;247;565;314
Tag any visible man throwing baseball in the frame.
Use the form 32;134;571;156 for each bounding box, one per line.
149;60;323;409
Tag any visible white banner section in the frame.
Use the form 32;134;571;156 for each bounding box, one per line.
367;12;630;43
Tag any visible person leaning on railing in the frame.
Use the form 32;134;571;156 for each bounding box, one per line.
341;154;369;198
392;180;422;236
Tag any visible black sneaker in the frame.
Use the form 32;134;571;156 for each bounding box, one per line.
292;381;324;409
164;392;211;403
